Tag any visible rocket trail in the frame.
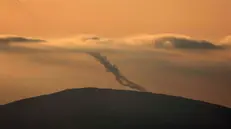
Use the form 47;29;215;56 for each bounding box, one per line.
87;52;147;92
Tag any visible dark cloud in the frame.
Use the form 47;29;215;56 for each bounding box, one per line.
153;36;223;49
0;35;46;52
0;36;46;44
82;36;101;42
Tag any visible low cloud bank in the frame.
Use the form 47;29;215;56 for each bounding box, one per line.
153;36;222;49
53;34;224;50
122;34;225;49
0;35;46;44
1;34;230;53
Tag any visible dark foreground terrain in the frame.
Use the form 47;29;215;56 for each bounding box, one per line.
1;88;231;129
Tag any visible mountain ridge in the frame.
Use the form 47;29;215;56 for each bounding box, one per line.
2;87;229;108
1;87;231;129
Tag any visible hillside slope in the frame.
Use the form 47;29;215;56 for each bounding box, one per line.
1;88;231;129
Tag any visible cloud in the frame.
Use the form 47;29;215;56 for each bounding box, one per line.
0;35;46;44
220;35;231;43
0;35;46;52
121;34;223;49
122;34;192;45
41;33;222;50
219;35;231;48
153;36;222;49
1;33;229;54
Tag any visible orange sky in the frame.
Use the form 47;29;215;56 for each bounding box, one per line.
0;0;231;40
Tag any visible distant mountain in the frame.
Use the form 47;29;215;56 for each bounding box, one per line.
1;88;231;129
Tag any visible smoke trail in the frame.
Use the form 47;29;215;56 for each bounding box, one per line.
86;52;147;92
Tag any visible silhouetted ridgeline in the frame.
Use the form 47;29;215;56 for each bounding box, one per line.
1;88;231;129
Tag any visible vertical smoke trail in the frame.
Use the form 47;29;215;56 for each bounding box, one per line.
87;52;147;92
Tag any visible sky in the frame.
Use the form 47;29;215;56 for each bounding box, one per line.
0;0;231;41
0;33;231;107
0;0;231;108
0;0;231;107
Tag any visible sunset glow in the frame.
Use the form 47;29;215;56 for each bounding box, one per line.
1;0;231;40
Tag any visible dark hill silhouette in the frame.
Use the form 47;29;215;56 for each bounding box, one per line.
1;88;231;129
